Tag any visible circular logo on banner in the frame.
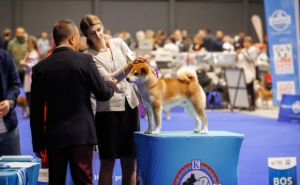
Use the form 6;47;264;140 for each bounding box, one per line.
173;160;221;185
269;10;291;32
292;101;300;114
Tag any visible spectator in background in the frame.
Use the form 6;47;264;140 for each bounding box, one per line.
163;35;180;56
20;36;39;118
37;32;50;59
237;36;258;110
201;28;214;51
145;29;155;47
181;29;192;51
190;33;206;52
255;43;269;82
7;27;28;83
0;28;13;50
234;31;246;50
222;35;235;52
153;30;166;50
0;49;21;156
211;30;224;52
173;29;189;52
119;31;134;49
135;30;144;49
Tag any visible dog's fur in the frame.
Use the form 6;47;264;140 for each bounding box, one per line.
257;86;273;109
127;63;208;135
17;97;28;109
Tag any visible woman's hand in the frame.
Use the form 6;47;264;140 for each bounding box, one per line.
124;57;149;74
131;57;148;65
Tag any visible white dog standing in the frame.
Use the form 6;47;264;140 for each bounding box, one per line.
127;63;208;135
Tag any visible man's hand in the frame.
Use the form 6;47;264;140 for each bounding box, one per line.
0;100;11;117
106;78;118;87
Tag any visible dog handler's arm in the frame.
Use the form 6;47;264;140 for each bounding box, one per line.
87;56;115;101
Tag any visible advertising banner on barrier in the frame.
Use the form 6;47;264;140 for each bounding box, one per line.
268;157;297;185
278;94;300;123
263;0;300;105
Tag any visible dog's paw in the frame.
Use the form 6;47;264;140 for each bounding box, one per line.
165;111;171;120
144;130;152;134
151;130;160;135
200;130;208;134
193;129;201;133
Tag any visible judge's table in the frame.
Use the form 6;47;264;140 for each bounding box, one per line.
135;131;244;185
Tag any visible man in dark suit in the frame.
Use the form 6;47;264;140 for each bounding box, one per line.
30;19;115;185
0;49;21;156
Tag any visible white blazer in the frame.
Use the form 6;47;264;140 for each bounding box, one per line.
86;38;139;112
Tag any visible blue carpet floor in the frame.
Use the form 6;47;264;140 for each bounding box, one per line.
17;106;300;185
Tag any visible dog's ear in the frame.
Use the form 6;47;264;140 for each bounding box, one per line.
140;67;148;75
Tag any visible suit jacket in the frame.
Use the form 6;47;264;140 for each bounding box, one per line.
0;49;21;132
30;46;114;153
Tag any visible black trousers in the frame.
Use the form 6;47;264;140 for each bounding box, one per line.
246;81;256;108
47;145;94;185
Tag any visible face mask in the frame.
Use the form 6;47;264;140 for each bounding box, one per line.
16;36;25;43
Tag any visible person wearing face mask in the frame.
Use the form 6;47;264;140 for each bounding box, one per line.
7;27;28;83
30;19;116;185
80;14;147;185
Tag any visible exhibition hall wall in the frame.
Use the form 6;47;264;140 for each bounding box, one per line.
0;0;264;40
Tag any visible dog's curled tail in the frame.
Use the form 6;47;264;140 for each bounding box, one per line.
176;67;198;83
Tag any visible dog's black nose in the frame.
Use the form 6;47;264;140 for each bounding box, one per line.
126;77;130;82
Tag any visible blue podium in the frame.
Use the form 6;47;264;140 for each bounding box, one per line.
0;159;40;185
134;131;244;185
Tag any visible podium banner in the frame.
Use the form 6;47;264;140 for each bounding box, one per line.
135;131;244;185
263;0;300;105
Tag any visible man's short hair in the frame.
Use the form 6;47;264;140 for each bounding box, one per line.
53;19;77;46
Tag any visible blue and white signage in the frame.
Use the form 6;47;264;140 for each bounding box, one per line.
278;94;300;123
173;160;221;185
269;10;291;32
264;0;300;105
268;157;297;185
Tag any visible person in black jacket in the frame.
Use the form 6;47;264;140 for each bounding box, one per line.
0;49;21;156
30;19;115;185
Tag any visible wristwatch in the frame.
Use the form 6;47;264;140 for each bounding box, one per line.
8;100;14;110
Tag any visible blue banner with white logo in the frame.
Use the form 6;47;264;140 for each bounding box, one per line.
278;94;300;123
268;157;297;185
263;0;300;105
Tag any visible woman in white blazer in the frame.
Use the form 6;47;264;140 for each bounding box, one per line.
80;14;147;185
